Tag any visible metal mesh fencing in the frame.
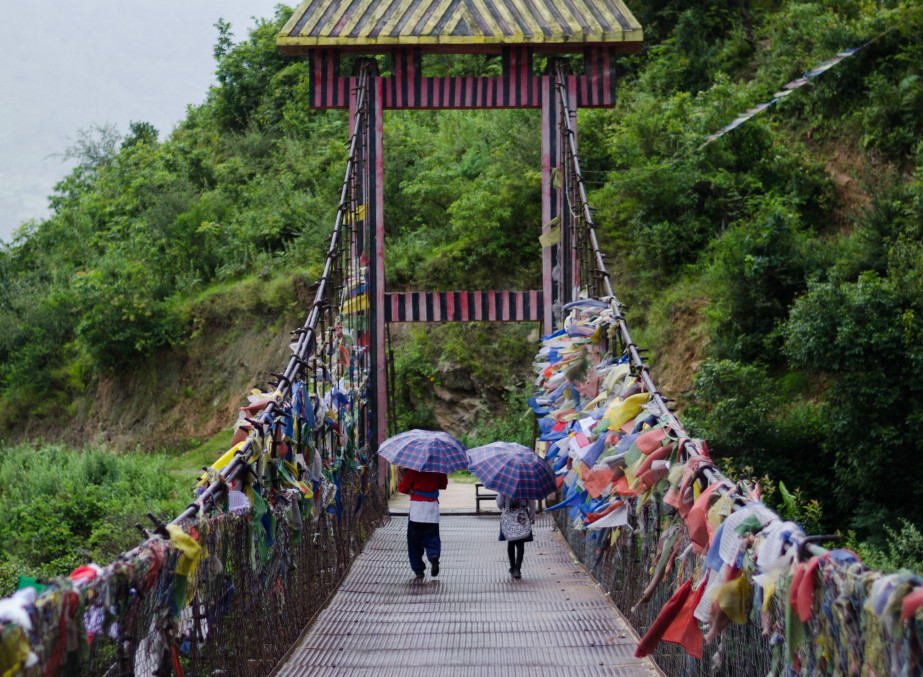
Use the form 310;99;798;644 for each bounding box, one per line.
555;508;774;677
5;472;387;677
0;60;392;677
551;491;915;677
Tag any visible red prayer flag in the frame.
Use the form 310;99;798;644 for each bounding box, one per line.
635;579;694;658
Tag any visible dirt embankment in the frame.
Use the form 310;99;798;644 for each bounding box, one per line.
647;297;710;411
7;275;705;450
18;314;303;451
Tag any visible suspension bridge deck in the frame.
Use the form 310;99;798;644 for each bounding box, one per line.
272;515;660;677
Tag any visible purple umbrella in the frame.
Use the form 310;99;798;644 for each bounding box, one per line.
378;429;468;474
467;442;556;500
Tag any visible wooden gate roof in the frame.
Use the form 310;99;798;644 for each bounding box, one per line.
277;0;643;53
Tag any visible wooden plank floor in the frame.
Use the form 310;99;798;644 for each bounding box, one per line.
273;515;661;677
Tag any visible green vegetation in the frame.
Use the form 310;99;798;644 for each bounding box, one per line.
449;469;479;483
164;428;237;482
860;520;923;574
390;323;537;445
581;0;923;543
0;444;186;597
0;0;920;562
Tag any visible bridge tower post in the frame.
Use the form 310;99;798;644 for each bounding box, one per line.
542;60;578;334
349;65;387;488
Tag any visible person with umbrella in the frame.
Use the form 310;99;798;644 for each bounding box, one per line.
398;466;447;578
496;493;536;579
378;429;468;579
466;442;556;580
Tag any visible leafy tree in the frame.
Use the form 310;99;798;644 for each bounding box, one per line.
122;121;159;149
50;122;122;170
783;241;923;536
72;263;179;369
211;8;295;133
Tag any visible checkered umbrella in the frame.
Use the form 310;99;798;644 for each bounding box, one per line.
378;429;468;474
467;442;556;500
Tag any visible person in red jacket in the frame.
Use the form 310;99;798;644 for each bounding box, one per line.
397;468;448;578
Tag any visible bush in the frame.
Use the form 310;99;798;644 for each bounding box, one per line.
862;73;923;159
783;250;923;535
684;359;834;527
0;445;186;586
709;200;815;362
860;520;923;575
391;324;538;435
459;390;535;449
73;263;180;368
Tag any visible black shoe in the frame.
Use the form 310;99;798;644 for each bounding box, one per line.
414;570;425;579
512;568;522;579
509;566;515;575
430;557;440;577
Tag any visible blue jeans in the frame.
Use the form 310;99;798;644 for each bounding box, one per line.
407;521;441;573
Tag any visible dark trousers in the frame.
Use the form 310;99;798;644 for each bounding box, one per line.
507;540;525;570
407;521;441;573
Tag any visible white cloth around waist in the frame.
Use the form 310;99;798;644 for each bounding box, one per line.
409;500;440;524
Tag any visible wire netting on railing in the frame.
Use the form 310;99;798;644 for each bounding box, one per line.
540;64;923;677
9;475;386;677
555;503;907;677
0;61;390;677
558;510;780;677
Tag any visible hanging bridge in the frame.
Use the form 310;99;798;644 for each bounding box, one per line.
2;4;921;677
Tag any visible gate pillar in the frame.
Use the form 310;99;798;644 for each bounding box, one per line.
541;63;578;334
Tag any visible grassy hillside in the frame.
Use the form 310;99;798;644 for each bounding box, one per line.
0;0;921;553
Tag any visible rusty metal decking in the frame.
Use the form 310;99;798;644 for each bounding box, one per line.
273;515;660;677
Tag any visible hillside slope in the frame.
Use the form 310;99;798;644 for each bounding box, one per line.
1;0;922;545
10;278;306;451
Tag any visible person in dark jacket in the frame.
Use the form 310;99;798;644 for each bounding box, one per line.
398;468;448;578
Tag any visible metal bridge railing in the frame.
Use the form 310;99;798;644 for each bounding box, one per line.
547;63;902;677
0;62;389;677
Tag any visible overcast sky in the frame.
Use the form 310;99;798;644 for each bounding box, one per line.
0;0;283;242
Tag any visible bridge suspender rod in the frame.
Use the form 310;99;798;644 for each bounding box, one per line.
166;64;374;528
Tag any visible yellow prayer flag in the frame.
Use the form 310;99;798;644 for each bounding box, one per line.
197;440;248;486
539;225;561;248
762;581;775;611
605;392;650;430
342;204;367;224
715;575;752;624
342;293;369;315
166;525;203;577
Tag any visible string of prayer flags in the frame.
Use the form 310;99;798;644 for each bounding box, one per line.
702;48;862;145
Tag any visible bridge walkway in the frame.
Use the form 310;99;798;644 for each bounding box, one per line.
272;514;661;677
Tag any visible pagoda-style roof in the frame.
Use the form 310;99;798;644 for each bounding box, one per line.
277;0;643;53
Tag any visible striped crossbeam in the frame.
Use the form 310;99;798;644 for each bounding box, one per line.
385;291;543;322
278;0;643;52
308;45;618;108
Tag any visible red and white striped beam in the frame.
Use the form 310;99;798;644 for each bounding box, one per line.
309;46;617;110
385;291;544;322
